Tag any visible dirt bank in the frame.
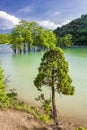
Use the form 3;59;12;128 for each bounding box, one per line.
0;109;87;130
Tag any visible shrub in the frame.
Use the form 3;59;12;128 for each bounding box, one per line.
0;62;17;109
76;127;87;130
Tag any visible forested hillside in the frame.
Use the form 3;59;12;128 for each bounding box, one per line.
54;15;87;46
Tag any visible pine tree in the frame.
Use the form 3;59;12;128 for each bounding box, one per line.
34;47;75;129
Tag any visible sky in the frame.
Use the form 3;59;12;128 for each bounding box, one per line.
0;0;87;32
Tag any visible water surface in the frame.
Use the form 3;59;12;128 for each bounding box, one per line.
0;44;87;121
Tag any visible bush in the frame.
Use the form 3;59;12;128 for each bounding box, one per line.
39;114;52;124
15;101;27;111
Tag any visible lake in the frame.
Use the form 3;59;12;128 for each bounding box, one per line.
0;44;87;121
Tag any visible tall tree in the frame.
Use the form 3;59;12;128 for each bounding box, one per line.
29;22;44;51
10;20;43;53
20;20;33;53
10;25;23;53
34;48;74;129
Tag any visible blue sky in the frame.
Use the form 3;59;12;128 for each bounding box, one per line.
0;0;87;32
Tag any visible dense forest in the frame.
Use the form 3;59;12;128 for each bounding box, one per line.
54;14;87;46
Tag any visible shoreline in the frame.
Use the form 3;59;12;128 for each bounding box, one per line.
18;97;87;128
0;108;87;130
69;45;87;48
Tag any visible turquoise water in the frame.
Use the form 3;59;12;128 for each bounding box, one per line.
0;44;87;121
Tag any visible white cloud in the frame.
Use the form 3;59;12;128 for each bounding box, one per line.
0;11;20;30
0;10;71;30
37;20;60;30
18;6;33;13
37;19;71;30
61;19;71;26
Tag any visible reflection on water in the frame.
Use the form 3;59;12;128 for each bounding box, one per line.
0;44;87;121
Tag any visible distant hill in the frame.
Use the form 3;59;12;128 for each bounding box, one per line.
54;15;87;46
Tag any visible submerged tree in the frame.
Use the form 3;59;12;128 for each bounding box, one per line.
10;20;57;53
34;47;75;129
10;25;23;53
36;30;57;51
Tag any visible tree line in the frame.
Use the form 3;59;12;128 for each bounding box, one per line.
0;20;73;54
0;34;10;44
2;14;87;47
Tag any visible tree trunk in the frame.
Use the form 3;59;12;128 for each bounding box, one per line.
52;85;59;129
28;43;30;52
17;40;22;54
13;47;16;54
23;43;26;53
18;47;22;54
37;46;42;52
11;44;16;54
43;46;46;51
34;47;35;52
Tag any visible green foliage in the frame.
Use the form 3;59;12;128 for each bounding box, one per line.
10;24;24;53
36;30;57;49
76;127;87;130
7;89;18;107
0;61;52;123
15;102;39;118
57;34;72;47
10;20;57;53
15;101;51;123
39;114;52;124
35;94;52;114
15;101;28;111
35;94;52;123
0;34;10;44
0;62;17;108
0;62;8;108
34;47;75;127
54;14;87;46
34;47;74;95
10;20;42;53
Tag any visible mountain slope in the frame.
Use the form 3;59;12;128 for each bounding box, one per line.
54;15;87;46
